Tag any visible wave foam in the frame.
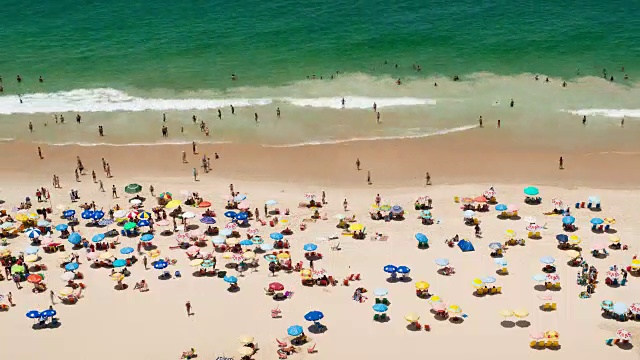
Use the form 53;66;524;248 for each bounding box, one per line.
0;88;272;114
34;140;231;147
567;109;640;118
282;96;435;109
264;124;477;147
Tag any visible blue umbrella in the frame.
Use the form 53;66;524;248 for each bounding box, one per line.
524;186;539;196
211;236;225;245
25;228;41;239
120;247;134;255
482;276;497;284
55;224;68;231
251;237;264;245
239;239;253;246
98;219;114;226
140;234;154;242
396;266;410;274
137;219;150;227
81;210;94;220
588;196;600;204
91;233;105;243
236;212;248;221
41;309;57;318
224;211;237;219
303;243;318;251
270;233;284;241
65;262;79;271
420;210;432;219
287;325;304;337
415;233;428;243
391;205;403;214
264;254;277;263
488;242;502;250
219;228;232;237
383;265;397;273
372;304;388;312
562;216;575;225
25;246;39;255
63;209;75;218
265;200;277;206
26;310;41;319
68;232;81;245
590;217;604;225
112;259;127;268
234;194;247;202
532;274;547;282
153;261;168;270
37;219;51;227
556;234;568;243
200;216;216;224
435;258;449;267
373;288;388;297
613;302;628;315
260;243;274;251
223;275;238;283
494;258;508;266
92;210;105;220
540;256;555;264
495;204;507;211
304;311;324;322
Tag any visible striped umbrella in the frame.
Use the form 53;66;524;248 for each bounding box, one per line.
304;193;316;200
159;192;173;200
24;228;41;239
138;212;152;220
483;189;496;198
616;329;632;341
628;303;640;315
526;224;542;232
225;222;238;230
546;273;560;283
551;198;563;208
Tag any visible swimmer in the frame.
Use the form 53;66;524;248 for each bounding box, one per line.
39;76;44;83
510;99;514;108
60;114;65;124
17;75;22;82
373;102;377;112
163;113;166;122
621;118;624;127
624;74;629;80
341;98;346;108
396;78;402;85
18;94;23;103
535;75;539;80
478;116;483;128
562;81;567;87
545;77;549;83
434;82;437;87
192;115;197;124
29;121;33;132
76;114;81;123
231;74;237;81
0;85;3;92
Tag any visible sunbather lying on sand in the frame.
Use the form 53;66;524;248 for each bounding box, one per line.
181;348;196;359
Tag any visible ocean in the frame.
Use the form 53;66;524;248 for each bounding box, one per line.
0;0;639;146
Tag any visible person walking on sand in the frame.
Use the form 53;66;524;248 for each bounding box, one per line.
254;112;259;124
50;290;55;305
186;301;192;316
99;180;104;192
276;107;281;118
7;292;13;307
559;157;564;170
356;158;361;171
149;185;155;196
112;185;118;198
182;151;187;164
343;198;348;212
230;104;235;114
621;117;625;127
367;170;371;185
425;172;431;186
192;141;197;155
218;109;222;120
75;169;80;182
143;256;148;270
193;167;198;181
37;146;43;159
92;170;97;183
497;119;501;128
582;116;586;125
29;121;33;133
322;190;326;205
105;163;112;178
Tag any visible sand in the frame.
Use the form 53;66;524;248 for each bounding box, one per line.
1;138;639;360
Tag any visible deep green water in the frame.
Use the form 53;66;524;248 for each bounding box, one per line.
1;0;638;93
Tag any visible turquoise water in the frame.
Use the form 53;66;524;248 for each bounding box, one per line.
1;0;639;93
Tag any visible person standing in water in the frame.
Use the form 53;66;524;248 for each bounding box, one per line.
478;116;483;128
341;98;346;108
230;105;235;114
582;116;587;125
559;157;564;170
276;107;280;118
425;172;431;186
376;112;381;124
76;114;81;123
28;121;33;133
373;102;377;112
254;113;259;124
37;147;43;159
218;109;222;120
192;141;197;155
356;158;361;171
621;118;625;127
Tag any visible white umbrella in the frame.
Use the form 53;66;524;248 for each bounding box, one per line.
113;210;127;218
25;228;41;239
182;212;196;219
61;272;75;281
463;210;475;218
129;199;142;205
524;216;537;224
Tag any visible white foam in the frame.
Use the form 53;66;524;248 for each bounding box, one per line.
281;96;436;110
35;140;231;147
0;88;272;114
264;124;478;148
567;109;640;118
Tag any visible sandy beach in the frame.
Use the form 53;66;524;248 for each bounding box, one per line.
1;135;640;360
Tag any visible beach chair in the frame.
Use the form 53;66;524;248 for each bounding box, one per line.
373;314;380;321
551;303;557;310
551;341;559;348
545;282;552;289
530;341;537;348
278;352;288;359
307;343;317;354
580;202;585;208
595;203;601;210
500;267;508;274
587;203;592;209
604;225;610;232
527;232;533;238
380;313;388;321
382;298;390;305
490;287;497;295
553;283;560;289
545;340;553;348
354;273;361;280
575;202;580;209
454;196;460;203
276;338;287;348
537;340;545;347
534;232;540;238
497;287;502;294
543;303;551;311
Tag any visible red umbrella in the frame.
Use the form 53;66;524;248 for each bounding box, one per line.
269;282;285;291
27;274;43;284
474;196;487;203
198;201;211;208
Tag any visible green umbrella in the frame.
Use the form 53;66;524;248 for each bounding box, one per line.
123;222;137;231
11;264;25;274
523;186;539;196
124;183;142;194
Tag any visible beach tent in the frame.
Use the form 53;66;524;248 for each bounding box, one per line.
457;239;474;252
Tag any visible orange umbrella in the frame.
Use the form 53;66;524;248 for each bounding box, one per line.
474;196;487;203
198;201;212;208
27;274;43;284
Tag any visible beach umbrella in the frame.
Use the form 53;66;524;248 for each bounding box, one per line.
484;189;497;198
434;258;449;267
461;197;474;204
373;288;388;297
236;212;249;221
609;235;620;243
26;310;41;319
383;265;397;273
507;204;518;212
153;260;168;270
137;219;150;227
546;273;560;282
0;247;11;257
304;193;316;200
68;232;82;245
532;274;547;282
556;234;568;243
239;239;253;246
91;210;105;220
463;210;475;218
604;218;616;225
91;233;105;243
616;329;632;341
590;217;604;225
287;325;304;337
159;192;172;200
415;233;428;243
10;264;25;274
591;243;606;251
65;262;79;271
372;304;388;313
448;305;462;314
237;347;253;357
628;303;640;315
613;302;628;315
148;249;161;258
200;216;216;224
428;296;442;304
474;196;487;203
538;294;553;301
63;209;76;218
238;201;250;210
27;274;43;284
197;201;212;208
224;211;237;219
607;270;620;279
0;222;15;230
165;200;182;209
276;252;290;260
505;229;516;238
81;210;94;220
124;184;142;194
263;199;277;206
86;252;99;260
499;309;514;318
190;259;204;267
304;311;324;322
569;235;581;245
303;243;318;252
495;258;508;266
25;246;39;255
219;229;232;237
524;216;537;224
61;272;75;281
495;204;507;211
588;196;600;204
526;224;542;232
25;254;38;263
122;222;136;231
514;309;529;318
391;205;403;214
488;242;502;250
260;243;274;251
120;247;134;255
113;210;127;219
140;233;154;242
601;300;614;311
562;216;575;225
37;219;51;227
471;278;484;288
59;287;74;297
225;222;238;230
404;312;420;322
420;210;432;219
415;281;430;290
565;250;580;259
349;223;365;231
247;228;259;236
551;198;563;208
270;233;284;241
269;282;285;291
181;212;196;219
631;259;640;269
540;256;555;264
137;211;151;220
112;259;127;268
234;194;247;202
99;252;114;260
396;266;411;274
111;272;125;282
523;186;539;196
224;275;238;284
25;228;41;239
211;236;225;245
482;276;496;284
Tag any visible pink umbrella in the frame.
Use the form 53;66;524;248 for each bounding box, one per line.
628;303;640;315
238;201;250;210
432;302;447;312
607;270;620;279
592;243;606;251
225;222;238;230
186;246;200;255
175;233;189;242
507;204;518;212
189;229;204;237
551;198;563;208
529;332;544;340
546;273;560;282
247;228;259;236
616;329;632;341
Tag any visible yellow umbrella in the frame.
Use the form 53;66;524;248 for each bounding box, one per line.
190;259;204;267
222;252;234;260
565;250;580;259
505;229;516;238
0;249;12;257
165;200;182;209
99;252;114;260
226;238;239;246
243;251;256;260
25;254;38;263
471;278;484;288
300;268;312;276
514;309;529;318
404;312;420;322
279;219;289;225
277;252;290;259
415;281;430;290
350;223;364;231
604;218;616;225
15;214;28;222
569;235;581;245
239;335;254;344
149;249;161;258
237;347;253;356
448;305;462;314
111;273;125;281
609;235;620;243
428;295;441;304
26;213;39;219
545;330;559;339
499;309;514;318
59;287;74;296
631;259;640;269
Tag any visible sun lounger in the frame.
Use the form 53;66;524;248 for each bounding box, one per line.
551;303;556;310
373;314;380;321
497;287;502;293
537;340;545;347
382;298;390;305
307;343;317;354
